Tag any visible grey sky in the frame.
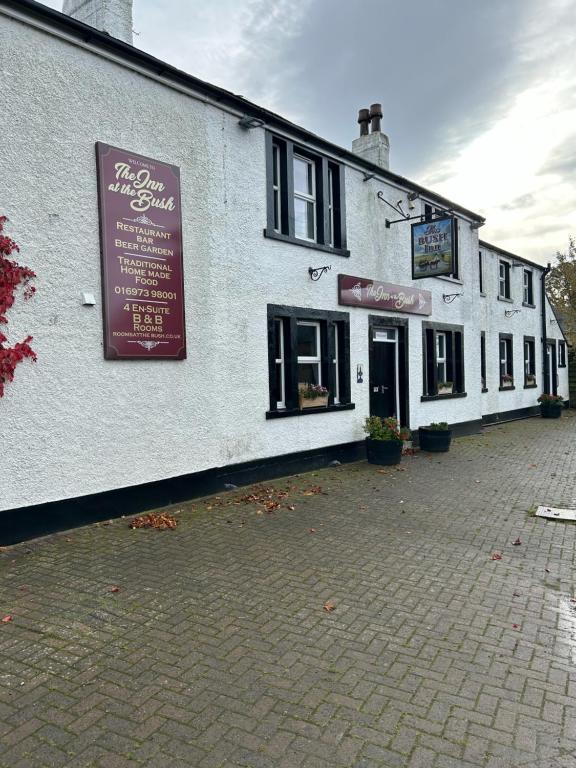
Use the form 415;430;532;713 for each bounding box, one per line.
40;0;576;263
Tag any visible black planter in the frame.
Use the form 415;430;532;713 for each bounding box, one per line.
365;438;403;466
418;427;452;452
541;403;563;419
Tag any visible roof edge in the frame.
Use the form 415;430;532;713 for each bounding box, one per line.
479;240;547;271
1;0;485;223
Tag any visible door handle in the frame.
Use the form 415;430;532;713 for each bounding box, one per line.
381;386;389;392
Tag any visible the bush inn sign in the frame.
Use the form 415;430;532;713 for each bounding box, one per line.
96;143;186;360
411;217;455;279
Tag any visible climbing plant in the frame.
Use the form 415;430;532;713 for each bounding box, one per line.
0;216;37;397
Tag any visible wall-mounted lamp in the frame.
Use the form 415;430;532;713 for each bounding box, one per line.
362;172;376;182
308;265;332;281
81;292;96;306
238;115;265;129
505;309;521;317
407;192;420;202
442;293;462;304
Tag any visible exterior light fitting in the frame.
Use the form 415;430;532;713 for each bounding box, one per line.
238;115;265;129
308;265;332;281
442;293;462;304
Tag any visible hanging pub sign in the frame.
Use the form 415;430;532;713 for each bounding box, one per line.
338;274;432;315
411;217;455;279
96;142;186;359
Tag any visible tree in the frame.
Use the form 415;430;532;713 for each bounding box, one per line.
547;237;576;346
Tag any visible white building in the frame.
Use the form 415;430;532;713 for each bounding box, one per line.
0;0;569;523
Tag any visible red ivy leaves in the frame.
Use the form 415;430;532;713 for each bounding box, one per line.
0;216;37;397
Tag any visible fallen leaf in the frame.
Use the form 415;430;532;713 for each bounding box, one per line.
309;528;317;534
1;615;13;623
512;538;522;546
512;624;520;630
529;464;537;468
109;586;120;593
545;568;551;573
491;552;503;561
513;591;521;597
286;505;295;511
323;602;336;613
130;513;177;530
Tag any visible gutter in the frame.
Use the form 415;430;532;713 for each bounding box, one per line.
541;263;552;394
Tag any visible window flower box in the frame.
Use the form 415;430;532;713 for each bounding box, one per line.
501;374;514;388
299;384;329;409
437;381;453;395
525;374;536;386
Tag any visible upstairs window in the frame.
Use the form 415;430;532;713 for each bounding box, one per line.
499;260;511;300
558;340;567;368
480;332;487;391
499;334;514;388
479;251;484;294
523;270;534;306
265;135;347;254
422;324;465;398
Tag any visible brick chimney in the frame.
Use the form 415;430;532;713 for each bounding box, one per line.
63;0;133;45
352;103;390;171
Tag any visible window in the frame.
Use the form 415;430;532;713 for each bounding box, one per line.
558;340;567;368
523;270;534;306
480;332;487;391
422;324;465;398
479;251;484;294
265;135;347;254
423;203;459;279
524;337;536;387
499;260;511;299
267;305;352;416
499;334;514;388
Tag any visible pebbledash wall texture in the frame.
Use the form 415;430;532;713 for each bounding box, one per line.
0;0;569;515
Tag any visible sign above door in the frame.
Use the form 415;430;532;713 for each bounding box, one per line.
338;274;432;316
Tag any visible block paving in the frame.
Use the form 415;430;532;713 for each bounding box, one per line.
2;414;576;767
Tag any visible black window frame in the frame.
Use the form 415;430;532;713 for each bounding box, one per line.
264;134;349;257
523;336;537;388
480;331;487;392
522;269;534;307
421;322;466;401
498;260;511;301
499;333;514;390
558;340;567;368
266;304;354;418
479;251;484;295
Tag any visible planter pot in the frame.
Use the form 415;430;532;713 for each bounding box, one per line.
541;403;563;419
418;427;453;452
299;395;328;409
366;438;403;466
438;386;453;396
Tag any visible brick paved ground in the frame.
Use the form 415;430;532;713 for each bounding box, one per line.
2;414;576;768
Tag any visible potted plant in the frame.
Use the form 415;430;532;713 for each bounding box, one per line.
501;373;514;388
418;421;452;452
437;381;453;395
399;426;413;455
525;374;536;386
538;393;564;418
299;384;329;409
363;416;403;466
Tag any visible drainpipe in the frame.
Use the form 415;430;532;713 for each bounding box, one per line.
541;262;552;394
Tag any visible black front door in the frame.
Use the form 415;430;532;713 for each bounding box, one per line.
370;329;398;419
545;342;558;395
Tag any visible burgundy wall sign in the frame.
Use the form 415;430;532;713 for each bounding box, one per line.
96;143;186;359
338;274;432;315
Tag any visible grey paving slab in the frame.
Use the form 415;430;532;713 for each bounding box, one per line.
2;413;576;767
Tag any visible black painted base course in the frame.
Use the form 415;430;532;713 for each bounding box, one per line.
2;405;558;545
0;441;365;546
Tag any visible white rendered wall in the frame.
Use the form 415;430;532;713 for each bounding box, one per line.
0;12;566;512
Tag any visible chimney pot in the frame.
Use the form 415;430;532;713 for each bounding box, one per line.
63;0;134;45
357;108;370;137
369;103;383;133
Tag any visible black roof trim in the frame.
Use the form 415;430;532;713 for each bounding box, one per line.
479;240;546;271
1;0;486;223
